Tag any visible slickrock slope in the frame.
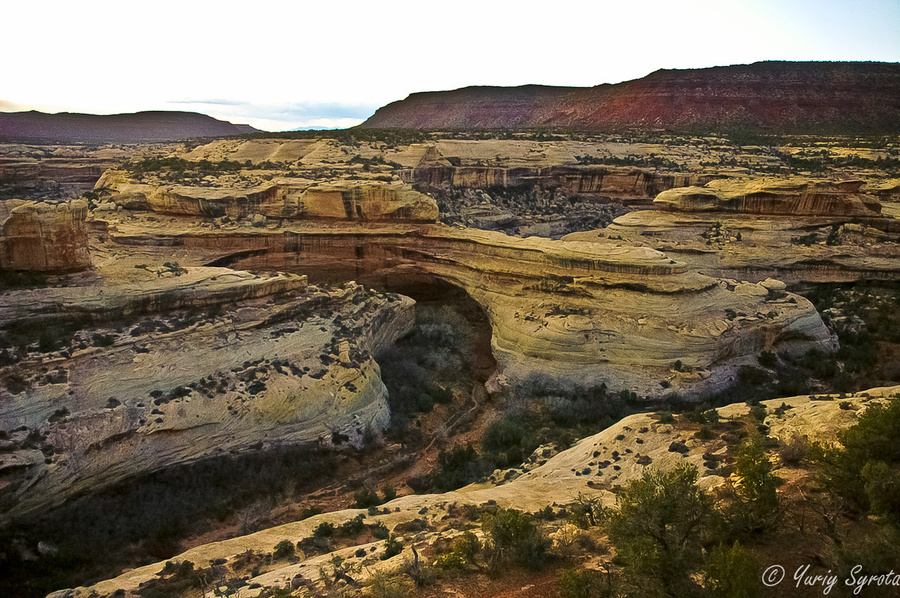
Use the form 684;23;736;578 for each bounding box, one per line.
101;214;836;400
0;270;414;523
0;110;258;143
0;199;91;272
68;385;900;598
362;61;900;133
568;177;900;285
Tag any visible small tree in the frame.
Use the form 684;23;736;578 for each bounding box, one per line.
608;463;714;597
723;432;780;536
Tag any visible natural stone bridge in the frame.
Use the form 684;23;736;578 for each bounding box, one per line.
110;220;836;399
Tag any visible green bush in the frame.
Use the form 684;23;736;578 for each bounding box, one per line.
429;444;492;491
381;534;403;560
369;521;390;539
724;432;780;536
558;567;619;598
703;542;760;598
811;396;900;514
272;539;294;560
482;508;547;569
608;464;714;596
313;522;335;538
339;514;366;537
353;487;381;509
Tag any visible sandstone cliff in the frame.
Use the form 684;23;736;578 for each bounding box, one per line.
94;170;439;222
362;61;900;133
0;199;91;272
573;177;900;285
0;270;414;523
654;179;884;216
101;215;836;400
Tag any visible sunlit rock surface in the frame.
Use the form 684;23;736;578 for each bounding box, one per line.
0;270;413;523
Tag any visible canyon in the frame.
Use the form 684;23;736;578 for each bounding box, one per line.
0;126;898;598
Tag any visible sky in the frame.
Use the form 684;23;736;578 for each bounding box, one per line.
3;0;899;131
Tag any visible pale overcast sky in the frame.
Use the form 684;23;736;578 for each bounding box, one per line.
3;0;899;131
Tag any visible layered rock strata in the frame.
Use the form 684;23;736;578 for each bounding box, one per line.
94;170;439;222
102;216;836;399
0;270;414;523
654;179;885;217
0;199;91;272
571;178;900;285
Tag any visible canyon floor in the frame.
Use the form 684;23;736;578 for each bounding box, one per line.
1;129;899;598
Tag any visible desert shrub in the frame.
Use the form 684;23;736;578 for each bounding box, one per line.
482;413;541;468
482;508;547;569
758;350;777;368
369;521;390;539
558;567;620;598
353;487;381;508
435;531;481;569
608;464;715;596
861;461;900;526
657;411;675;424
748;405;767;422
382;534;403;560
339;514;367;537
381;483;397;502
299;505;323;520
810;396;900;514
367;571;411;598
272;540;294;560
429;444;492;491
778;434;808;466
703;542;761;598
567;494;604;528
723;432;780;536
313;522;335;538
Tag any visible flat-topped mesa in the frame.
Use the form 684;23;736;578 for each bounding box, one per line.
655;179;884;217
94;170;439;223
0;199;91;272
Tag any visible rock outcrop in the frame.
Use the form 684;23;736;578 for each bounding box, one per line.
0;270;414;523
654;179;884;216
0;199;91;272
94;170;439;222
406;163;717;201
362;61;900;133
570;177;900;285
101;215;837;400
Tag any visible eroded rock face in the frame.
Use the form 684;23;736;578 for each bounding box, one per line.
94;170;438;222
0;199;90;272
0;271;414;523
655;179;883;216
407;163;717;201
102;217;836;400
574;177;900;285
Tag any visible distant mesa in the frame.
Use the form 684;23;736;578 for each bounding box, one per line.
361;61;900;133
0;109;259;143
